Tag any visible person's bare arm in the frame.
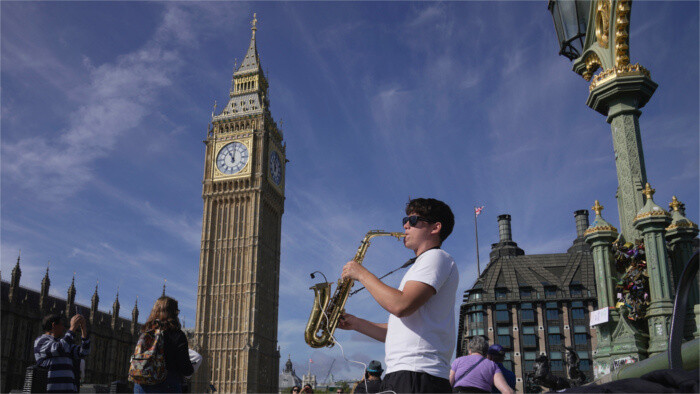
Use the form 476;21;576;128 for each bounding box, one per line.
337;313;388;342
342;261;435;317
493;372;513;394
449;369;455;386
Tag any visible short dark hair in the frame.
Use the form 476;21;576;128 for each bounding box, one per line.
406;198;455;242
42;313;65;332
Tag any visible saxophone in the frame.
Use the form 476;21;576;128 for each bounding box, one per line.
304;230;405;348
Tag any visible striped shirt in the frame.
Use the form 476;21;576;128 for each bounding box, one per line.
34;331;91;393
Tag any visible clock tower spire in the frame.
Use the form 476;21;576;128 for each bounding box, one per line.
194;13;285;394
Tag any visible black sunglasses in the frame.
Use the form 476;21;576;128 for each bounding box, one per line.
402;215;434;227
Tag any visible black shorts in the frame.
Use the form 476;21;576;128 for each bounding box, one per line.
381;370;452;393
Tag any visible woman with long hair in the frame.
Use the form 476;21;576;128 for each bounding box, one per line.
134;296;194;393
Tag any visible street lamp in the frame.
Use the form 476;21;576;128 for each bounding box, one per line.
548;0;590;60
548;0;699;382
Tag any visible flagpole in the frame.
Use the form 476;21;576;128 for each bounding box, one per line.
474;206;481;276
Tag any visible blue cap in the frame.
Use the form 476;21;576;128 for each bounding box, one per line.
488;344;504;355
366;360;383;373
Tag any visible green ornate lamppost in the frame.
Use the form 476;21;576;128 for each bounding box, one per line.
549;0;653;243
548;0;698;379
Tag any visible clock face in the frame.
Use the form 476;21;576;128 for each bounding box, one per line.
216;142;249;175
269;151;282;185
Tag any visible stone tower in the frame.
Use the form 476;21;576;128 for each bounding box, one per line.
193;13;285;393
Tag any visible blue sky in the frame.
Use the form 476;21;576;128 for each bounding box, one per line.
2;1;697;382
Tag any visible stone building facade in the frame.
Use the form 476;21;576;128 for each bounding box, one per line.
1;255;140;392
458;211;597;392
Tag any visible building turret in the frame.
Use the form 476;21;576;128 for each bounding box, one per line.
665;196;699;339
9;251;21;303
633;182;673;356
132;297;139;335
91;282;100;324
66;274;76;318
111;289;120;330
162;279;167;297
39;263;51;312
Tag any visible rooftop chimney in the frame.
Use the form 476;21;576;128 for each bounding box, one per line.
574;210;589;238
497;214;512;243
490;214;524;259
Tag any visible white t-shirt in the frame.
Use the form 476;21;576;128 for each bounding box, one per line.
384;248;459;379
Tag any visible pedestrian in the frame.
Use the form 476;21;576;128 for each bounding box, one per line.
291;385;301;393
353;360;384;393
133;296;193;393
34;312;91;393
301;383;314;393
486;344;516;393
449;336;513;394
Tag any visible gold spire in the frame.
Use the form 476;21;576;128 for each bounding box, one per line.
642;182;655;199
669;196;682;212
251;13;258;31
592;200;604;215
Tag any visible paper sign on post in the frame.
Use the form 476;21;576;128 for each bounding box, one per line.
590;307;609;327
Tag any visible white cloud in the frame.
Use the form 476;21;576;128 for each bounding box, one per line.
2;5;194;202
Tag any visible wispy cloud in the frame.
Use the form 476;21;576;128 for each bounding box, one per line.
2;5;195;202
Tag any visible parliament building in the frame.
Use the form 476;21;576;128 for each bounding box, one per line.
1;255;140;392
458;211;598;393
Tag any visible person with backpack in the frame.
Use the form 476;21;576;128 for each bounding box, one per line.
34;312;91;393
130;296;193;393
449;336;513;394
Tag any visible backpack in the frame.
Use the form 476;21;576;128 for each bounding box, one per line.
128;321;167;385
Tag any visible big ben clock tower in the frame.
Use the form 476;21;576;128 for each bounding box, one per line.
193;14;285;393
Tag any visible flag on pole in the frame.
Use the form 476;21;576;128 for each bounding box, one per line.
475;205;485;217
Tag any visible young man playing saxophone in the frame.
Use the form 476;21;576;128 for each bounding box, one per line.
339;198;459;393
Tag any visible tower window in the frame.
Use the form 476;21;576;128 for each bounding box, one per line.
468;312;484;323
495;288;508;299
497;326;511;349
522;326;537;348
520;287;532;299
521;302;535;322
570;285;583;297
495;304;509;323
578;351;591;371
524;352;536;372
550;351;563;371
503;353;513;371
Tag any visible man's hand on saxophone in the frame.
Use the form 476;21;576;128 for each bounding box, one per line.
340;260;367;282
337;313;388;343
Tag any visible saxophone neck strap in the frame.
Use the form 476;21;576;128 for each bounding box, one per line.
349;247;440;296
